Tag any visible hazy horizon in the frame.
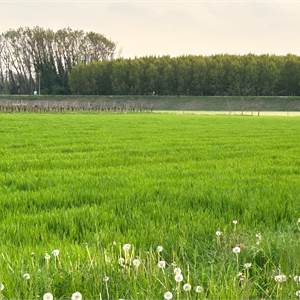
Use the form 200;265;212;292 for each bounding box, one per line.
1;0;300;58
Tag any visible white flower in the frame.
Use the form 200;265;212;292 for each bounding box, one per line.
71;292;82;300
174;267;182;275
132;258;141;268
45;253;51;261
294;275;300;284
43;293;54;300
122;244;131;252
157;260;166;269
255;233;262;245
232;220;238;225
0;283;4;291
23;273;30;280
52;249;60;257
244;263;252;269
164;291;173;300
175;273;183;282
183;283;192;292
195;285;203;293
103;275;109;282
157;245;164;253
215;230;222;236
118;257;125;266
274;274;287;283
232;246;241;254
296;290;300;298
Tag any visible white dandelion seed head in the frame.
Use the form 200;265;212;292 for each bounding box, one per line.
43;293;53;300
175;273;184;283
164;291;173;300
256;233;262;240
232;246;241;254
174;267;182;275
51;249;60;257
294;275;300;284
244;263;252;269
118;257;125;266
232;220;238;225
157;260;166;269
215;230;222;237
23;273;30;280
132;258;141;268
122;244;131;252
296;290;300;298
0;283;4;291
183;283;192;292
103;275;109;282
195;285;203;293
71;292;82;300
156;245;164;253
274;274;287;283
44;253;51;261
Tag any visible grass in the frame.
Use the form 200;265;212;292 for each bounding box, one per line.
0;113;299;299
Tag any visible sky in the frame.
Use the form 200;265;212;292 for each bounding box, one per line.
1;0;300;57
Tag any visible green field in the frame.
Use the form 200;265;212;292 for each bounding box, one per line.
0;113;299;299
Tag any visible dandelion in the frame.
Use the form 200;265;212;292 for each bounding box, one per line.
296;290;300;298
232;220;238;225
122;244;131;252
216;230;222;237
183;283;192;292
274;274;287;283
157;245;164;253
23;273;30;280
164;291;173;300
237;272;246;282
103;275;109;282
195;285;203;293
175;273;183;283
244;263;252;269
71;292;82;300
157;260;166;269
52;249;60;257
294;275;300;284
174;267;182;275
43;293;54;300
118;257;125;266
256;233;262;245
232;246;241;254
0;283;4;291
45;253;51;261
132;258;141;268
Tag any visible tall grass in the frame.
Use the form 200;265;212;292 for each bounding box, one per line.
0;113;299;299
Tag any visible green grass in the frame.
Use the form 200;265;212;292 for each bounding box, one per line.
0;113;299;299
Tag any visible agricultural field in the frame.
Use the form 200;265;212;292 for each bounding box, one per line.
0;113;299;299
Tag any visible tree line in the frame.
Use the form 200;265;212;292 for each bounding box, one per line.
0;27;116;94
69;55;300;96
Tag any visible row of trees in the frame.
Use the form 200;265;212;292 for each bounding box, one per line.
70;55;300;96
0;27;116;94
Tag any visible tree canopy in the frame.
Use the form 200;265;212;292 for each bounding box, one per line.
70;55;300;96
0;27;116;94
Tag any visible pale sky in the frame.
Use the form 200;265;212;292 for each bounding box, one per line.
1;0;300;57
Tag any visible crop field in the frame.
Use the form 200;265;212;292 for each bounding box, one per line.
0;113;299;299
